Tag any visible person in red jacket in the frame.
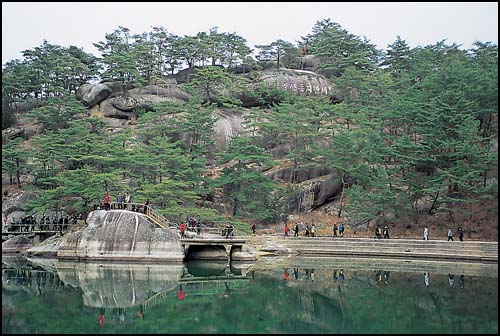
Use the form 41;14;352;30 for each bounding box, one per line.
284;223;290;237
180;222;187;238
104;192;111;211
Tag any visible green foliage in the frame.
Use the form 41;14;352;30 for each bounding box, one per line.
255;39;299;69
27;96;87;131
216;137;276;221
301;19;381;77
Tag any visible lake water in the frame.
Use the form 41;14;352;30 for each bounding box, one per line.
2;255;498;334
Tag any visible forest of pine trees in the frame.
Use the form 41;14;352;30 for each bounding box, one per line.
2;19;498;235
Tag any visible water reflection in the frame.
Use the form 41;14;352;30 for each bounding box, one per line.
2;256;498;334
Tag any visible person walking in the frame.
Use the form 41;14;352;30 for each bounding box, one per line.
383;225;390;239
294;223;299;237
458;227;464;242
311;224;316;237
423;225;429;240
251;223;256;235
333;223;338;237
196;221;202;236
284;223;290;237
339;223;344;237
447;228;454;241
224;223;234;239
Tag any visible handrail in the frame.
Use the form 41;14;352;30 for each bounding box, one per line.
106;201;246;237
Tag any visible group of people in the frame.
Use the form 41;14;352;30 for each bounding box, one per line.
375;225;390;239
332;223;345;237
289;222;318;237
179;217;203;238
423;225;465;241
423;272;465;288
99;192;151;215
446;226;464;242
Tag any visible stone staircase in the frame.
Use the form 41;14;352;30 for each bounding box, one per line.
249;235;498;262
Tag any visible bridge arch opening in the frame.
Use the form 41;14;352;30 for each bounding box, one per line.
185;245;229;261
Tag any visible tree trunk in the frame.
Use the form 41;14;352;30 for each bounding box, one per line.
337;174;347;218
428;191;440;214
15;158;21;187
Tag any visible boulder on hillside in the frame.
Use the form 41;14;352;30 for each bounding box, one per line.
101;81;137;98
89;99;134;119
128;85;189;100
76;83;112;107
287;174;343;213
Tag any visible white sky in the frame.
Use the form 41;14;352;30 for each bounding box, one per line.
2;2;498;64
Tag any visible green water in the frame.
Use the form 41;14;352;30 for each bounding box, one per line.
2;256;498;334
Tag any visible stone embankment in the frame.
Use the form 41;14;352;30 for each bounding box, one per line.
249;235;498;263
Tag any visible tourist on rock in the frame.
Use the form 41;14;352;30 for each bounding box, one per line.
333;223;338;237
124;192;131;210
104;191;111;211
311;223;316;237
284;223;290;236
143;199;150;215
251;223;256;235
339;223;344;237
423;225;429;240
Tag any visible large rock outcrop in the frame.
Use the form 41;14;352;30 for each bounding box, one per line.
259;68;332;96
86;84;190;118
2;235;32;253
58;210;184;262
287;174;343;213
76;83;112;107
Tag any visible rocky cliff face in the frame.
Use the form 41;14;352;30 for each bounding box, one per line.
58;210;184;262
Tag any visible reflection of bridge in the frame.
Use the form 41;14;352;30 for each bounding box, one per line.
2;266;66;294
142;275;250;313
